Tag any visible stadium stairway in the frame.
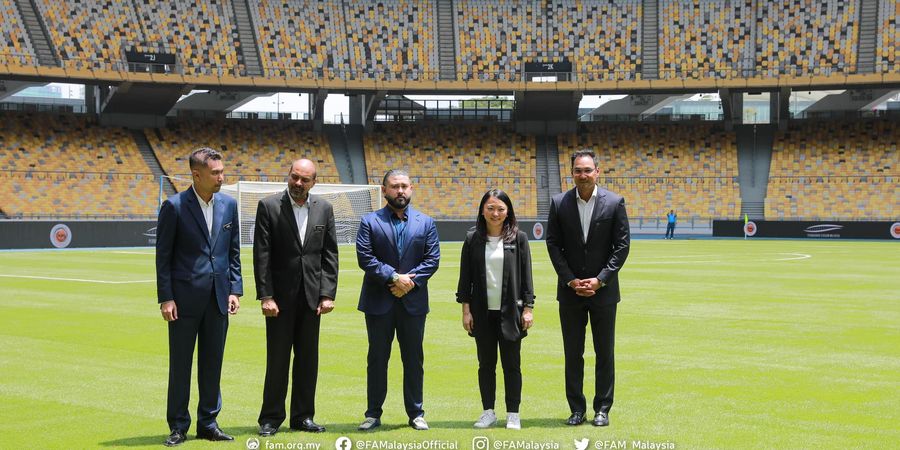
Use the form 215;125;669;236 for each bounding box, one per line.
736;124;775;220
641;0;659;79
132;129;177;199
856;0;880;73
324;124;368;185
13;0;58;66
231;0;263;76
436;0;458;80
535;134;562;218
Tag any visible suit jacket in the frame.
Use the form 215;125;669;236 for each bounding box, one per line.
546;187;630;306
356;206;440;316
456;230;535;341
156;188;243;316
253;191;339;311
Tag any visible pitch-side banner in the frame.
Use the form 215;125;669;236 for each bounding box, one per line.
713;220;900;240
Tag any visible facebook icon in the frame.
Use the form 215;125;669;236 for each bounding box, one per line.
335;437;353;450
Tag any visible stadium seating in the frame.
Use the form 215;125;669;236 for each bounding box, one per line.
766;119;898;220
659;0;754;79
878;0;899;72
346;0;436;80
251;0;352;79
755;0;859;77
0;112;157;217
35;0;240;74
364;123;538;219
455;0;541;81
546;0;642;80
34;0;142;70
146;120;340;193
0;0;35;64
557;123;741;219
133;0;243;76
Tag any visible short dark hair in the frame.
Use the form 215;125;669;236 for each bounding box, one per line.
570;149;599;169
475;189;519;244
189;147;222;170
382;169;410;186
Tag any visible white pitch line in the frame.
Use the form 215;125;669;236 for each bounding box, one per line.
111;251;155;255
0;274;153;284
774;253;812;261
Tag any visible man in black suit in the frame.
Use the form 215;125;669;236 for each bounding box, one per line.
156;147;242;446
253;158;339;436
546;150;630;428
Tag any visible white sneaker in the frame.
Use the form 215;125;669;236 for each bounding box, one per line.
474;410;497;428
506;412;521;429
410;416;429;430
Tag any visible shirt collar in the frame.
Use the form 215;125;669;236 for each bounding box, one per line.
576;185;598;203
288;190;309;209
192;185;214;207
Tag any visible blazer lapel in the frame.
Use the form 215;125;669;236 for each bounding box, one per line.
302;197;320;247
185;189;211;246
377;207;398;257
565;189;585;245
209;193;226;249
474;237;487;299
281;192;303;251
399;208;419;261
585;189;607;244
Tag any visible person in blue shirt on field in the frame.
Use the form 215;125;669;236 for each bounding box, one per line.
665;210;677;239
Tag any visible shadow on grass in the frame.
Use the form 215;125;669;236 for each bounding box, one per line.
98;435;164;447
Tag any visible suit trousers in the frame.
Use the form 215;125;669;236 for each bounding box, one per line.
475;310;522;412
364;305;426;420
167;290;229;433
559;301;617;414
258;299;321;427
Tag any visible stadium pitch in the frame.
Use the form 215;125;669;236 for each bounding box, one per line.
0;239;897;449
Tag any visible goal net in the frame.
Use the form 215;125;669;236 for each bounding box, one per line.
219;181;382;246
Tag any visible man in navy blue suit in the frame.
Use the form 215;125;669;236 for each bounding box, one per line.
356;169;440;431
156;147;242;447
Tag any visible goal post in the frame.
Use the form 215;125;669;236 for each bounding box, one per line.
219;181;382;246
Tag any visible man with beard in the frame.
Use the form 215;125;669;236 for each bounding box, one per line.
252;158;338;436
156;147;242;446
546;150;630;428
355;169;440;431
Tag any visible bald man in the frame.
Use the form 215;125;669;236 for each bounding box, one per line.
253;159;339;436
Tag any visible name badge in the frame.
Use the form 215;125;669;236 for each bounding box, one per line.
223;222;233;230
314;225;325;231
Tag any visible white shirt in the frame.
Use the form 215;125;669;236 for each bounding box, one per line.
192;185;214;237
290;191;309;246
485;236;504;311
576;185;598;242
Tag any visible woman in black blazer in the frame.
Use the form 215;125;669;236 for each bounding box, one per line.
456;189;535;430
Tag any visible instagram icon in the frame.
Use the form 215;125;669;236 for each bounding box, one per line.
472;436;490;450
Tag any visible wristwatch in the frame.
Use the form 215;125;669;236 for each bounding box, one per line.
391;272;400;283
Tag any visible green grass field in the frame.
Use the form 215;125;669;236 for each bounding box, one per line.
1;239;898;449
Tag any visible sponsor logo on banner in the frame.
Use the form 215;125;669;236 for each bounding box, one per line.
50;224;72;248
804;224;843;238
891;222;900;239
743;221;757;237
144;226;157;244
532;222;544;240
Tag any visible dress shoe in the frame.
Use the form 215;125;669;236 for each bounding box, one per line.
358;417;381;431
409;416;429;430
566;412;586;426
164;430;186;447
259;423;278;437
292;418;326;433
592;412;609;427
196;426;234;441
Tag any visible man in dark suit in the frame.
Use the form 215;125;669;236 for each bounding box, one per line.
356;169;440;431
156;147;242;446
253;158;339;436
546;150;630;428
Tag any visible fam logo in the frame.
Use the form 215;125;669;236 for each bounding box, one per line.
532;222;545;240
891;222;900;239
743;221;757;237
804;224;844;234
50;223;72;248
